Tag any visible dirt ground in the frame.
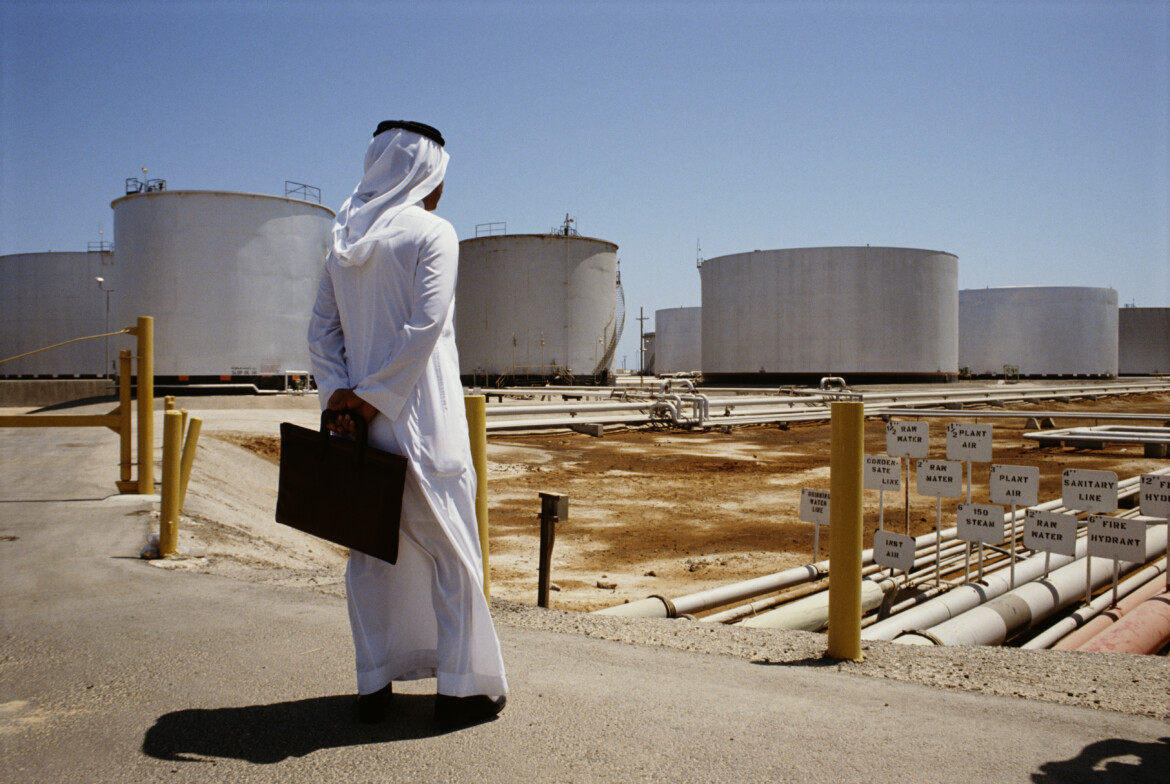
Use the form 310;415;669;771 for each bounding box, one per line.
225;391;1170;613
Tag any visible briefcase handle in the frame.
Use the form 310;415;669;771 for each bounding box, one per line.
319;409;369;468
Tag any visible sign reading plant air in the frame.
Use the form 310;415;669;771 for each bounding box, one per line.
946;423;992;464
886;421;929;458
1024;510;1078;558
1087;515;1146;562
800;488;830;560
916;460;963;498
873;529;915;573
989;465;1040;507
1061;469;1118;514
956;502;1005;545
864;454;901;532
1139;473;1170;590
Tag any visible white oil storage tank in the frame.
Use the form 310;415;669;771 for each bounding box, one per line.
1118;307;1170;375
455;233;621;385
700;247;958;384
654;307;701;375
0;250;116;378
959;287;1118;377
109;190;333;387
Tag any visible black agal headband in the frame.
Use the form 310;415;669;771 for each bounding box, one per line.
373;120;445;147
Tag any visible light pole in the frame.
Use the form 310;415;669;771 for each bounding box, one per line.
95;277;114;379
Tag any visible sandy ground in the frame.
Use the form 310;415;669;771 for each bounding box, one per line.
198;390;1170;615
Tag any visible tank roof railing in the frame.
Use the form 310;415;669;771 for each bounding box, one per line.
285;181;321;204
476;222;507;237
125;177;167;195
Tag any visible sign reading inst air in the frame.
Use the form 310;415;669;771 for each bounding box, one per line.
956;502;1005;544
1140;474;1170;520
873;530;916;572
864;454;901;491
989;465;1039;507
1062;469;1118;514
1087;515;1146;562
886;421;929;459
800;488;830;526
916;460;964;498
946;423;992;463
1023;510;1078;556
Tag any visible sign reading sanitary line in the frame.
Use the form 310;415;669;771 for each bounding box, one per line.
1140;474;1170;520
800;488;830;526
956;502;1006;544
916;459;964;498
864;454;901;491
874;530;916;572
1087;515;1146;562
1024;510;1078;556
946;423;993;463
1061;469;1118;514
989;465;1040;507
886;421;929;459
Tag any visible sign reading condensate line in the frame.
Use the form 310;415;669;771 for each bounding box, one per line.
956;502;1006;544
800;488;830;526
886;421;929;458
1024;510;1078;556
863;454;901;491
946;423;993;463
873;529;916;572
1062;469;1118;513
1087;515;1146;562
916;459;964;498
1140;474;1170;520
989;464;1040;507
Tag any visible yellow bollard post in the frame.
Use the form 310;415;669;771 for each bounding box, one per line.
178;416;202;513
827;400;865;661
136;316;155;495
159;410;182;556
464;394;490;598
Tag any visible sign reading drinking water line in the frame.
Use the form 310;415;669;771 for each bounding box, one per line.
1062;469;1118;513
800;488;830;526
1087;515;1146;562
916;460;964;498
946;423;993;463
864;454;902;491
956;502;1005;545
1023;510;1078;557
989;465;1039;507
873;529;916;572
886;421;929;459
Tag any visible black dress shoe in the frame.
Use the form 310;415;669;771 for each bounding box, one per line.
355;682;394;724
434;694;506;728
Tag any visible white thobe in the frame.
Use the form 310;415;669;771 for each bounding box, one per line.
307;203;508;698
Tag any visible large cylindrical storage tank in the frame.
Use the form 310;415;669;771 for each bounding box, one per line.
654;307;702;375
110;191;333;385
1118;307;1170;375
455;234;620;384
0;251;116;377
959;287;1118;377
700;247;958;384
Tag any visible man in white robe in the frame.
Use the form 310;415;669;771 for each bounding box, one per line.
307;121;508;727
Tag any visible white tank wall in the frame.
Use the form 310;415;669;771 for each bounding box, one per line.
959;287;1118;377
1119;307;1170;375
700;247;958;378
110;191;333;377
0;251;115;377
455;235;618;379
654;307;701;374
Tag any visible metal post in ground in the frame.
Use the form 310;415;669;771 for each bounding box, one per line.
827;401;865;661
538;492;568;608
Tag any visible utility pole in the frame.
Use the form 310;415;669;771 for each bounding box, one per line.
637;307;649;380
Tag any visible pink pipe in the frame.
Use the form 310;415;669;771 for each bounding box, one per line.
1053;576;1167;651
1076;590;1170;655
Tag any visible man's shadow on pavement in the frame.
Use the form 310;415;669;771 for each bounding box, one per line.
142;694;448;763
1032;736;1170;784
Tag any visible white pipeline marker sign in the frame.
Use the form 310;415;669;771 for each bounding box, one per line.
957;502;1005;544
990;465;1040;507
800;488;831;525
946;423;993;463
916;460;964;498
1087;515;1146;562
886;421;929;459
1024;510;1078;557
1140;474;1170;519
1062;469;1118;513
874;530;916;573
864;454;901;491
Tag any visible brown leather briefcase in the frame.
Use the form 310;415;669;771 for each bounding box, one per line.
275;411;407;564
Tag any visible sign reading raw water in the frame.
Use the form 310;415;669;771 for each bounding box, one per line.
800;488;830;526
916;460;964;498
956;502;1005;544
946;423;993;463
1023;510;1078;556
1140;474;1170;519
873;530;916;572
1087;515;1146;562
1062;469;1118;513
989;465;1040;507
864;454;901;491
886;421;929;459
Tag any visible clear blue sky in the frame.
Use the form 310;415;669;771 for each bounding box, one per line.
2;0;1167;369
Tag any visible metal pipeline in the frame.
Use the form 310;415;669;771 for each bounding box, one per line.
1076;589;1170;654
